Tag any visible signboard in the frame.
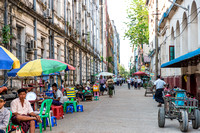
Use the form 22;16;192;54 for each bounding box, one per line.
141;65;145;72
150;73;154;77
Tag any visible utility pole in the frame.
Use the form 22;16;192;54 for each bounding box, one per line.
155;0;158;78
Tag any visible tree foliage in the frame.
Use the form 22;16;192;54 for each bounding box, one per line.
118;64;129;78
1;25;12;44
124;0;149;46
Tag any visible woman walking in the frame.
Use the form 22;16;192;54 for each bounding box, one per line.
106;76;114;98
99;75;106;96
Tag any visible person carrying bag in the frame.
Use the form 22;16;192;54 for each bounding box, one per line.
106;76;114;98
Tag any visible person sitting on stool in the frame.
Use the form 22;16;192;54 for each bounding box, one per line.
52;83;64;106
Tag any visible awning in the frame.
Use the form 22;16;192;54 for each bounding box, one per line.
161;48;200;68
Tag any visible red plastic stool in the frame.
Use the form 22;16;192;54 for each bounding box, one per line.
51;105;64;120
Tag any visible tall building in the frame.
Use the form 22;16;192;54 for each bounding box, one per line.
99;0;120;74
0;0;101;85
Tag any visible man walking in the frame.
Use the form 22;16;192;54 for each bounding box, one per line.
154;75;166;107
127;77;131;90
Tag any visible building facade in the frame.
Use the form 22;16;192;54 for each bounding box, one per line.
99;0;120;74
0;0;102;85
147;0;200;99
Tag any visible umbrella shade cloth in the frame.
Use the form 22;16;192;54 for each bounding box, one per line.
16;59;73;77
7;62;28;77
96;72;114;77
0;45;20;69
48;59;75;71
133;71;147;76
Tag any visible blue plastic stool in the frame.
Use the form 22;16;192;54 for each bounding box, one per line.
77;105;83;112
51;116;57;127
66;106;73;114
35;118;48;128
69;104;74;111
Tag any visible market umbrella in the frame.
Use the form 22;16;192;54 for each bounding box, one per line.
15;59;75;77
133;71;147;76
0;45;20;69
48;59;75;71
96;72;114;77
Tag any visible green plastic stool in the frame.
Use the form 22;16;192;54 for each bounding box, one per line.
39;99;53;133
63;100;78;113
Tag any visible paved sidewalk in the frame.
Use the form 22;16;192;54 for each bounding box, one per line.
39;84;200;133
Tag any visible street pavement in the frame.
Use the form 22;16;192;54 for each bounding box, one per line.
40;84;200;133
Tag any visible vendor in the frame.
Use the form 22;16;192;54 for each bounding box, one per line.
154;75;166;107
10;89;42;133
52;83;64;106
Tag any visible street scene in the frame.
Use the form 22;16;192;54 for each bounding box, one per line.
0;0;200;133
42;85;200;133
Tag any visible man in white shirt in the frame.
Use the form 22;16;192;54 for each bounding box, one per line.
52;83;64;106
127;77;131;89
154;75;166;107
11;89;42;133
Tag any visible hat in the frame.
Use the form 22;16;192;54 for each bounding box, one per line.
0;95;5;101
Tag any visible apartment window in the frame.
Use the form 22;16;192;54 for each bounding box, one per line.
169;46;175;61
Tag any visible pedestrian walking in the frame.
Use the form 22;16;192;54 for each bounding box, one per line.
117;77;120;86
134;77;138;89
154;75;166;107
99;75;106;96
106;76;114;98
127;77;131;89
137;77;142;89
120;77;123;86
130;77;134;87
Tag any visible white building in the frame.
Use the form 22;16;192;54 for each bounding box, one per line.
147;0;200;98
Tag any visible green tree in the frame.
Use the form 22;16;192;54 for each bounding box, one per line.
124;0;149;46
119;64;129;78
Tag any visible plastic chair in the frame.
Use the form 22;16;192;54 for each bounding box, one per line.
66;106;73;114
6;111;12;133
39;99;53;133
77;105;83;112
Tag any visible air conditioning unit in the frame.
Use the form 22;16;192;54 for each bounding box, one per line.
45;8;52;19
28;40;37;50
